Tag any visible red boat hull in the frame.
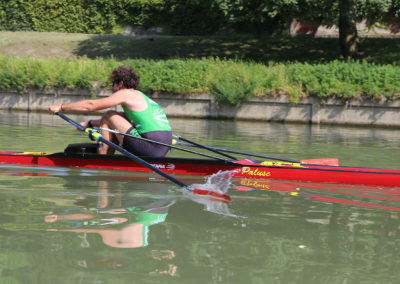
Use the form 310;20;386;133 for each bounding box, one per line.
0;151;399;187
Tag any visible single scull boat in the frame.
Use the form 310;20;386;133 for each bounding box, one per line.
0;143;399;187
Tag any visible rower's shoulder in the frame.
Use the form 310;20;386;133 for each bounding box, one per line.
117;89;147;110
112;88;141;99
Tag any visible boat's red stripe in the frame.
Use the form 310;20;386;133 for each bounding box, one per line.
0;152;399;187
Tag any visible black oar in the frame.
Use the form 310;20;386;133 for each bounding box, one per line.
99;127;232;162
173;135;299;163
55;112;231;202
173;135;338;165
173;135;237;160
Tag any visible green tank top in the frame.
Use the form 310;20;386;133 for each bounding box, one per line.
127;207;168;247
122;91;171;135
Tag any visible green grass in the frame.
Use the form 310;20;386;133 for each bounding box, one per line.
2;31;400;64
0;31;399;105
1;56;399;104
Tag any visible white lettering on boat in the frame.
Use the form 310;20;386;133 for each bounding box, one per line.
166;163;175;170
150;163;175;170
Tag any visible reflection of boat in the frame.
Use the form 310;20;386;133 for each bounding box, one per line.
1;143;399;187
236;179;400;211
4;166;400;212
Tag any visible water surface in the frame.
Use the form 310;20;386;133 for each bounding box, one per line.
0;111;399;283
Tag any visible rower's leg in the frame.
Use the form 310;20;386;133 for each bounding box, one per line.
98;110;132;155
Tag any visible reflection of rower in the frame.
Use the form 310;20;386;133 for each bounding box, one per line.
46;199;175;248
45;180;176;248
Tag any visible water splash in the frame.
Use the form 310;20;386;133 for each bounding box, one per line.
185;170;241;217
192;170;234;194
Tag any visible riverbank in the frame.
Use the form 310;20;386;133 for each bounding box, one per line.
2;31;400;64
1;88;399;127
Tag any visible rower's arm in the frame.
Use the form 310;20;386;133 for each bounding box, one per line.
49;91;128;113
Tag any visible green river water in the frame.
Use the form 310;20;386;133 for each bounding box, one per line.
0;110;399;283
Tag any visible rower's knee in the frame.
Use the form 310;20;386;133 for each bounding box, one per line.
100;110;122;127
101;110;120;121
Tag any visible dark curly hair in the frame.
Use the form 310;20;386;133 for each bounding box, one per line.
110;66;140;89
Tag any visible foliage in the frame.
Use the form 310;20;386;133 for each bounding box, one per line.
0;0;34;31
118;0;165;28
0;0;149;34
208;59;267;105
289;60;400;100
1;0;400;39
132;59;212;93
0;56;399;105
217;0;297;35
0;56;118;92
161;0;226;35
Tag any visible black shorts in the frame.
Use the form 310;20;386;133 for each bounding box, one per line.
122;128;172;157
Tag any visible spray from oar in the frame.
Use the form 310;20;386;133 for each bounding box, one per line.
192;170;233;195
180;170;239;216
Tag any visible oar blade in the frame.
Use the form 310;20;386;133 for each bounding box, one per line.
192;188;232;203
300;158;339;166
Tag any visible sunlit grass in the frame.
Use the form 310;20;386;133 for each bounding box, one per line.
0;31;399;105
2;31;400;64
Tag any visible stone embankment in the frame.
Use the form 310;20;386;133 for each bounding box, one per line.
1;89;399;127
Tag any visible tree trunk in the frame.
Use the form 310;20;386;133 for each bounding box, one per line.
338;0;362;59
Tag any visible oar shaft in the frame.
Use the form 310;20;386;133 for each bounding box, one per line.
174;136;299;163
174;135;237;160
202;145;300;163
97;136;187;187
56;112;187;188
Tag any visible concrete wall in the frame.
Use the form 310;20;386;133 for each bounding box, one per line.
1;89;399;127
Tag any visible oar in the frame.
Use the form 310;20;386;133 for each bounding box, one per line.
55;112;231;202
173;135;238;160
98;127;232;162
173;135;339;166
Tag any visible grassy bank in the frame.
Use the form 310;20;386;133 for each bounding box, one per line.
1;56;399;105
0;32;399;104
2;31;400;64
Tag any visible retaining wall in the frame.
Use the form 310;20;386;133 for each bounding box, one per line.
0;89;399;127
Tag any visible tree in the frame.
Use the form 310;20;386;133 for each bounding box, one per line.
216;0;400;59
293;0;400;59
217;0;296;36
160;0;226;35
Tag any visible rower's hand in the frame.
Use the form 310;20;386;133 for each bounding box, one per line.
48;104;62;114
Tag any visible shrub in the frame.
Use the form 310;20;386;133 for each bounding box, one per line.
208;59;266;105
0;56;399;104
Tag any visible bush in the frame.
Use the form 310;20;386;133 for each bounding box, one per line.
0;0;139;34
208;59;266;105
0;56;399;104
289;60;400;101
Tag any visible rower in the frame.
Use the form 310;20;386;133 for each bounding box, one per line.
48;66;172;157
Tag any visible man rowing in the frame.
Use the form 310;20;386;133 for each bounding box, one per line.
48;66;172;157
